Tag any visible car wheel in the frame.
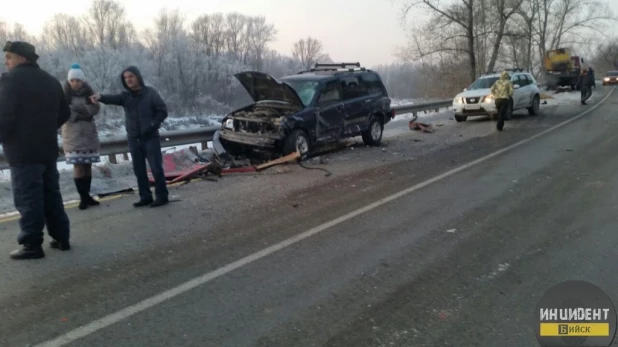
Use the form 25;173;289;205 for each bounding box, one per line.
528;95;540;116
455;115;468;122
362;117;383;146
283;129;310;157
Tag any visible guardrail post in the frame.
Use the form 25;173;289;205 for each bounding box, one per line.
108;154;117;164
122;153;129;161
201;141;208;150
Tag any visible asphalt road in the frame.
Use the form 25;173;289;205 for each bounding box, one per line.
1;86;617;347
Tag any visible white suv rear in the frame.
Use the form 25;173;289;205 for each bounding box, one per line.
452;70;541;122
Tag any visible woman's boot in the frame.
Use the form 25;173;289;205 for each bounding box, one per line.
85;176;100;206
75;177;99;210
74;177;89;210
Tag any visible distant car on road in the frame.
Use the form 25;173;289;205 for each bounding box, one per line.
452;69;541;122
602;71;618;86
219;63;394;157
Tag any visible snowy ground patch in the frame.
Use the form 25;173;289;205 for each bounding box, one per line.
541;90;585;106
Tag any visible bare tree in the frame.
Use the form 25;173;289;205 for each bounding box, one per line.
83;0;135;49
485;0;525;72
402;0;478;83
596;40;618;70
292;36;325;69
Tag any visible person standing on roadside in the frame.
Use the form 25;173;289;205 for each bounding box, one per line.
579;69;594;105
490;70;514;132
62;63;102;210
0;41;72;260
90;66;169;207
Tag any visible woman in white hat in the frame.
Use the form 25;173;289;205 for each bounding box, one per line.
61;63;102;210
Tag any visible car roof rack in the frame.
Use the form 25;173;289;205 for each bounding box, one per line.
484;68;526;75
315;62;360;69
297;62;370;74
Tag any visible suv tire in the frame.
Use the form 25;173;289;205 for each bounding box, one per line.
283;129;310;156
362;117;383;146
528;95;540;116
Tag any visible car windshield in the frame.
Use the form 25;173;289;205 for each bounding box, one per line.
606;71;618;76
468;77;500;90
282;79;320;106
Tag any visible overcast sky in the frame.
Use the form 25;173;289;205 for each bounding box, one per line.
2;0;617;68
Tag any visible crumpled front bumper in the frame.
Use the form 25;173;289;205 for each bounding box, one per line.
218;129;282;149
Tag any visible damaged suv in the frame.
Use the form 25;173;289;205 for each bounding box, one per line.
218;63;394;157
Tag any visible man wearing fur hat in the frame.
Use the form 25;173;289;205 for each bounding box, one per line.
0;41;72;260
62;63;102;210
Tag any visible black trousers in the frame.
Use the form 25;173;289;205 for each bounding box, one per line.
128;137;169;201
581;86;592;102
495;98;510;121
10;162;70;246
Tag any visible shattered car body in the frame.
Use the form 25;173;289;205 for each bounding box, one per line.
219;66;394;157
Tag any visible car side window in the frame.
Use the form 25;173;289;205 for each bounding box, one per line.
340;77;369;100
359;73;384;95
318;81;342;107
526;74;536;85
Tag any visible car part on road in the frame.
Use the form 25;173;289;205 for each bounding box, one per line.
409;115;434;133
298;159;332;177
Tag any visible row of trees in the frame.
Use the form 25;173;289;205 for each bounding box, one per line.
397;0;618;97
0;0;339;127
3;0;616;114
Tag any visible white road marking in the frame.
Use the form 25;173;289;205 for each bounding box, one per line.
34;88;615;347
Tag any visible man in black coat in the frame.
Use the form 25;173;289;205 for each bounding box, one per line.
0;41;72;260
91;66;169;207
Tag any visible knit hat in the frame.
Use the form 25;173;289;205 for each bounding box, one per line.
68;63;86;82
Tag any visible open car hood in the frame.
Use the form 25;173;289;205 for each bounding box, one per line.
234;71;304;107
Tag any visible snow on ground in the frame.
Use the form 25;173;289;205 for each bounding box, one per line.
541;89;586;105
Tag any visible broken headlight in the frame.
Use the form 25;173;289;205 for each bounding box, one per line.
224;118;234;130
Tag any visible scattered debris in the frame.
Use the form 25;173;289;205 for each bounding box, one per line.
408;115;434;133
446;229;456;233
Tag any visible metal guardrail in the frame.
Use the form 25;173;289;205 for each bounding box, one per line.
0;100;453;170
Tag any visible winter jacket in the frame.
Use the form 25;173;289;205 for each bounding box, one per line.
61;83;101;155
490;71;515;99
99;66;168;140
577;71;594;88
0;62;70;166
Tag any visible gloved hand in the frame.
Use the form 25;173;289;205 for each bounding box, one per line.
142;122;160;138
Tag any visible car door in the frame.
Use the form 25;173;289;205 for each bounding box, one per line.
511;74;525;109
314;80;345;142
522;74;536;106
339;76;371;136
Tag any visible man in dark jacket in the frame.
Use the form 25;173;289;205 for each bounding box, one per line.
91;66;169;207
579;68;595;105
1;41;72;260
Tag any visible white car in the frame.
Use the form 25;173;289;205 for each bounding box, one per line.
452;70;542;122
